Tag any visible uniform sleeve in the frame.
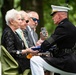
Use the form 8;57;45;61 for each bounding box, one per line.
41;25;67;51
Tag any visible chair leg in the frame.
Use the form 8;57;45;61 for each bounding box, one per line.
50;72;54;75
45;71;50;75
45;70;54;75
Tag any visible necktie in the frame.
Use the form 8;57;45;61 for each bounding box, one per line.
21;32;28;48
31;30;36;45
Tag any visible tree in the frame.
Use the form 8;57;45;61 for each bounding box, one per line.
1;0;14;30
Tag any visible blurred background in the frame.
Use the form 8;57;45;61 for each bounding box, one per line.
0;0;76;56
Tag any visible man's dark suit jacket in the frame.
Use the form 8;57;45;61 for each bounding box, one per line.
23;26;38;47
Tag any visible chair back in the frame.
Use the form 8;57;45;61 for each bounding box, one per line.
1;45;19;75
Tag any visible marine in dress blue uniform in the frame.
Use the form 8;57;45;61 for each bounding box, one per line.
30;5;76;75
41;5;76;73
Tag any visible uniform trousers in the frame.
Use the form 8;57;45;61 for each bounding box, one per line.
30;56;76;75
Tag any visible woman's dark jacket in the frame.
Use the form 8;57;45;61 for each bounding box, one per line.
41;18;76;73
1;26;30;73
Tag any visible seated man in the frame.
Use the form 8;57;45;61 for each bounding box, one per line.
30;5;76;75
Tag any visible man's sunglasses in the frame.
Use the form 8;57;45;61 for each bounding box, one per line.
31;17;39;23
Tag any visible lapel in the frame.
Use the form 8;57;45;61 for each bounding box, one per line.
33;31;38;42
26;26;36;46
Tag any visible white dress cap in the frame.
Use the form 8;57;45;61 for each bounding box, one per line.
51;5;70;16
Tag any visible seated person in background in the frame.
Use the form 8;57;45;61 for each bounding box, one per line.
26;11;52;75
26;11;48;47
30;5;76;75
1;9;38;74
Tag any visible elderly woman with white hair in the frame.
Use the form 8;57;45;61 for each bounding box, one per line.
1;9;38;75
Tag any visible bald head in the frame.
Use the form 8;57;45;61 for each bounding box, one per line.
28;11;39;20
26;11;39;30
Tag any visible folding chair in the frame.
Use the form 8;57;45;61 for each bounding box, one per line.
1;45;32;75
1;45;20;75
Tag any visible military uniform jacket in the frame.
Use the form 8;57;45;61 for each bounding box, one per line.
41;18;76;73
1;26;30;73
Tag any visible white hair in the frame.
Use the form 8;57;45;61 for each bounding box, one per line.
5;9;19;25
19;11;27;16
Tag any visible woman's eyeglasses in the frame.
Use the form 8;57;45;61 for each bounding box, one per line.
26;20;29;23
31;17;39;23
21;18;29;23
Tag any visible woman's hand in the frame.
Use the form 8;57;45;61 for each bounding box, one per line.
26;48;39;59
22;48;39;55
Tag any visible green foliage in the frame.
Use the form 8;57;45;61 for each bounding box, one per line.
14;0;20;10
